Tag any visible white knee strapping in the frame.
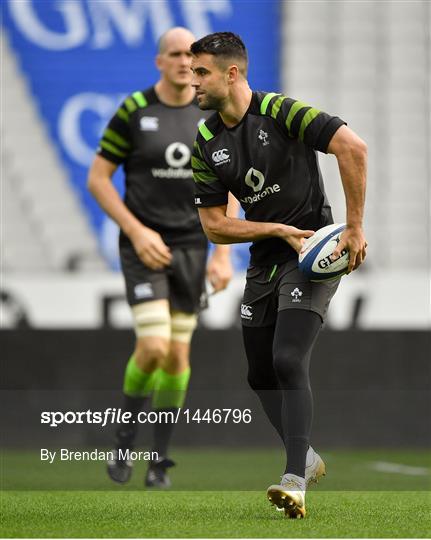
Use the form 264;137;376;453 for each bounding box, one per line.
170;311;197;343
132;301;171;339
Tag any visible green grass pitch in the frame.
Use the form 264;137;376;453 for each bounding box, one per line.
1;449;430;538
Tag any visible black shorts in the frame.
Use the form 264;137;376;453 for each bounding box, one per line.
241;259;340;327
120;243;208;314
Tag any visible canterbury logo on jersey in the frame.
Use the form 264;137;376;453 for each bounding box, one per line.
140;117;159;131
240;304;253;320
212;149;230;166
134;283;154;299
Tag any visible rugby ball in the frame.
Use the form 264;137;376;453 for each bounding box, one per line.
298;223;348;281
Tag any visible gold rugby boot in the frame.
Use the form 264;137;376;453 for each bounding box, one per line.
267;475;306;519
305;447;326;486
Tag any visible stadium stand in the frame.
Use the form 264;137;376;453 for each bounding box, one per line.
284;1;430;269
1;2;429;274
1;32;106;272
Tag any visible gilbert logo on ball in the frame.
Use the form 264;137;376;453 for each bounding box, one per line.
298;223;349;281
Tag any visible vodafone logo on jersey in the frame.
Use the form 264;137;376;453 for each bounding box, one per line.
244;167;265;192
151;142;192;179
165;142;190;168
241;167;280;205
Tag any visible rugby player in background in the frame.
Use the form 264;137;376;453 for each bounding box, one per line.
88;27;237;488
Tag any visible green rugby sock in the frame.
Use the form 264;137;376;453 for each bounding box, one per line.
123;354;157;397
152;367;191;409
151;368;191;457
117;356;158;450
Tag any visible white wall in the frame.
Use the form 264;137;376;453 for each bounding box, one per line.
282;0;430;270
2;271;430;329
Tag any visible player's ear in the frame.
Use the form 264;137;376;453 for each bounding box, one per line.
155;54;163;72
227;65;239;84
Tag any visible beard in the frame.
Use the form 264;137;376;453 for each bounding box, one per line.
197;93;225;111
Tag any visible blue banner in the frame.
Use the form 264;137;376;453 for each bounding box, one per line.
2;0;280;269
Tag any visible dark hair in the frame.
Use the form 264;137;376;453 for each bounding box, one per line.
190;32;248;74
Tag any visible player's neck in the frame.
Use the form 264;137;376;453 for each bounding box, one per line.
155;79;195;107
219;85;253;128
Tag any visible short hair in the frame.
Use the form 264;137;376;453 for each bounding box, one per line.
190;32;248;75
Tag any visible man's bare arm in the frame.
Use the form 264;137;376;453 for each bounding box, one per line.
327;125;368;272
198;204;314;254
87;155;172;269
205;193;240;292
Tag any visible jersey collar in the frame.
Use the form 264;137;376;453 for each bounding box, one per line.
217;91;259;132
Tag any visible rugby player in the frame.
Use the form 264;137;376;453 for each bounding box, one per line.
190;32;367;517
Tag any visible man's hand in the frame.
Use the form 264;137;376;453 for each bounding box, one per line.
206;248;233;293
277;225;315;254
331;225;367;273
130;225;172;270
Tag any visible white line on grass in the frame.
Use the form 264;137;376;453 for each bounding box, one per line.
370;461;430;476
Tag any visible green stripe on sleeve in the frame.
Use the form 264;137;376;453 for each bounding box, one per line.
260;92;278;115
298;108;321;141
125;97;137;113
194;141;203;158
132;91;147;108
117;107;129;123
193;171;218;183
285;100;308;134
103;128;130;149
198;122;214;141
100;140;127;158
191;155;211;171
271;95;286;119
268;264;278;282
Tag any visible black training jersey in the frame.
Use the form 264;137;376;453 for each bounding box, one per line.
192;91;346;265
98;87;209;248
